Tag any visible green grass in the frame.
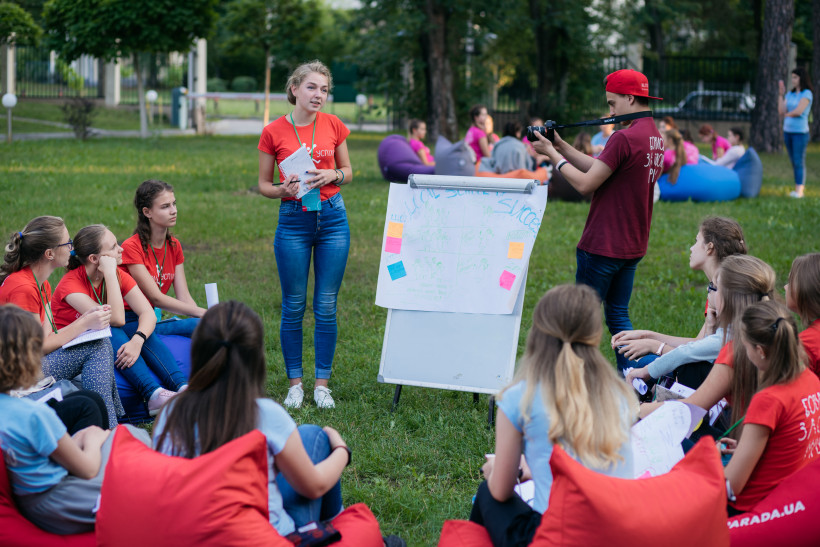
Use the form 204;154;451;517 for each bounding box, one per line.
1;134;819;545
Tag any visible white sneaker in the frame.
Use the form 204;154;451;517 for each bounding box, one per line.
314;386;335;409
284;383;304;408
789;191;804;199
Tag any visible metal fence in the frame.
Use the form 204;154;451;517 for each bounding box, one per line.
13;47;185;105
494;55;762;123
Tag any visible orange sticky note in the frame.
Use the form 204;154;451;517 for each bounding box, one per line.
387;222;404;239
508;242;525;259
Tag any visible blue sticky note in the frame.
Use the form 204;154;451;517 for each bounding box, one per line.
301;189;321;211
387;261;407;281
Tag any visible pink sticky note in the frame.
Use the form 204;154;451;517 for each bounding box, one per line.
499;270;516;290
385;236;402;254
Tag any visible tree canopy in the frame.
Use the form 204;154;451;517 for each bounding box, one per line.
0;1;42;46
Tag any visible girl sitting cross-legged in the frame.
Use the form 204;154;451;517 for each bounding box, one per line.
51;225;187;416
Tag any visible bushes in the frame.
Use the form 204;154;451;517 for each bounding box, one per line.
231;76;257;92
60;97;97;140
207;78;228;92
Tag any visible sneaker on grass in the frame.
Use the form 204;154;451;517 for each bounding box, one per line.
284;382;304;409
314;385;335;409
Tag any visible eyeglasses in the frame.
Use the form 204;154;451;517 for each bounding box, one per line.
707;282;718;293
56;239;74;251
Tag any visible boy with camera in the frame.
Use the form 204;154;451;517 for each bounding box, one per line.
531;69;664;370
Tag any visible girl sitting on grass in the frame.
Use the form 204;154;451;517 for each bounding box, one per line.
638;255;778;435
723;300;820;514
615;217;746;386
785;253;820;377
470;284;637;546
153;301;351;537
120;179;206;338
51;225;187;416
0;216;121;427
0;304;149;534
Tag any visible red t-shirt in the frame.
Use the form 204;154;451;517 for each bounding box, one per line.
257;112;350;202
0;267;51;324
578;117;663;259
800;320;820;378
52;267;138;329
732;369;820;511
119;234;184;297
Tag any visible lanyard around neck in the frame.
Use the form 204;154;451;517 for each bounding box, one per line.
149;240;167;288
87;272;106;306
31;269;57;334
290;112;317;160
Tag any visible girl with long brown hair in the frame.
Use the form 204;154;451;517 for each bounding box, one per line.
470;284;637;546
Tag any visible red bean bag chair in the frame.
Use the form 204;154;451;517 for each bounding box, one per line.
727;457;820;546
438;438;729;546
0;442;95;547
97;426;384;546
378;134;435;182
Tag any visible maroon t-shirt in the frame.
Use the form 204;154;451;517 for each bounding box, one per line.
577;117;663;259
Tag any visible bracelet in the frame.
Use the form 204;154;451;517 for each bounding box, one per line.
334;169;341;183
133;330;147;342
336;169;345;185
334;445;352;467
556;159;568;172
655;342;666;356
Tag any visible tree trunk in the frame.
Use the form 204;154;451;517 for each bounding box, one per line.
811;0;820;141
750;0;793;153
530;0;553;116
135;53;148;138
421;0;457;142
263;47;271;126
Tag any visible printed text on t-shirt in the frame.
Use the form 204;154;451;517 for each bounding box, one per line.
799;390;820;458
646;136;665;185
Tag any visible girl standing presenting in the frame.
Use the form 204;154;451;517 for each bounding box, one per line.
724;300;820;514
778;68;814;198
470;285;636;546
257;60;352;409
0;216;121;427
121;179;206;337
51;225;186;416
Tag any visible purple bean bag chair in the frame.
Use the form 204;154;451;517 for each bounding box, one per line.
377;134;435;183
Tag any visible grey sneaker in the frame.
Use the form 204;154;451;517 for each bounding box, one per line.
314;385;335;409
284;383;304;408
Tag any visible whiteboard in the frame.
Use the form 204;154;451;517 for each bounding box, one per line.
375;182;548;314
376;175;546;396
378;270;527;394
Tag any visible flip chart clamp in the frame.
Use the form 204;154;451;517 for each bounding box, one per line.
381;174;541;427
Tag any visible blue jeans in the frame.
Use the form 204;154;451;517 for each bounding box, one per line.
274;193;350;380
784;131;809;187
576;249;642;370
276;424;343;527
110;326;187;400
125;312;199;338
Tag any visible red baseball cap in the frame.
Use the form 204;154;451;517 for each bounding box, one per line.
605;69;663;100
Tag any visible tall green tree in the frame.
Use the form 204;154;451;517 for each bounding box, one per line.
222;0;320;126
43;0;217;137
0;1;42;46
750;0;794;152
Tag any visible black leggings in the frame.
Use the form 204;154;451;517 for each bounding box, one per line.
469;481;542;547
47;390;110;434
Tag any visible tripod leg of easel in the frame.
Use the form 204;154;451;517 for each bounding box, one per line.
391;385;402;412
473;393;479;404
488;396;496;428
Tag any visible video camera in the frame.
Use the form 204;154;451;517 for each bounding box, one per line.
525;111;656;144
525;121;557;143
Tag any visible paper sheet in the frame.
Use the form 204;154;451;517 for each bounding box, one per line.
375;183;548;314
631;401;707;478
205;283;219;308
62;327;112;349
278;145;317;198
